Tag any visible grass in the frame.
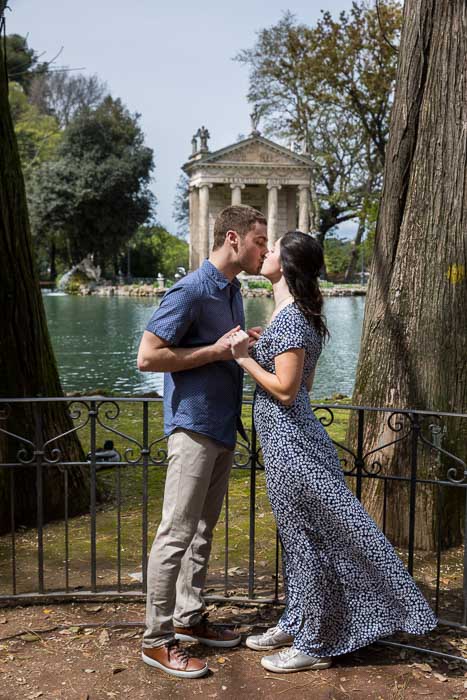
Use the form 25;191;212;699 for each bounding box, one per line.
0;397;350;597
0;396;464;625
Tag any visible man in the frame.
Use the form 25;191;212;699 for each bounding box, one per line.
137;205;268;679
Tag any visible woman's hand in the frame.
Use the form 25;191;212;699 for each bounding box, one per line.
247;326;263;351
229;330;250;360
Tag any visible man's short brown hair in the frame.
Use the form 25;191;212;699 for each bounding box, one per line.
212;205;267;250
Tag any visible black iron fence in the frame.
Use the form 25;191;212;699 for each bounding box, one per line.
0;397;465;663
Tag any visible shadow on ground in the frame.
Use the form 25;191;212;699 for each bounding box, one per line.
0;602;465;699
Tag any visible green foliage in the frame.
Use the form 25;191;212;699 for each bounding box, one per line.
128;225;189;279
237;2;402;240
4;33;46;92
8;82;61;174
248;280;272;290
28;97;155;269
324;236;353;277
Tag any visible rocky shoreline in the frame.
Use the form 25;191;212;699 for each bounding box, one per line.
74;283;366;298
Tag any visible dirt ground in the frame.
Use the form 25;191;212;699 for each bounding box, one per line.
0;602;465;700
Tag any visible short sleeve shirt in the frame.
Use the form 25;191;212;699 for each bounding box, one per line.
145;260;245;448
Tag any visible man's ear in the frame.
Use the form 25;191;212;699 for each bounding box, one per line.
225;229;239;248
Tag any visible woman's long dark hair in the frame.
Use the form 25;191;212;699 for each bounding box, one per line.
280;231;329;340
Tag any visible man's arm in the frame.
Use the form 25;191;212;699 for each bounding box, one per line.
137;326;240;373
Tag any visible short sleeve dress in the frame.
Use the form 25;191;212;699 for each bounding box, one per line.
251;303;437;657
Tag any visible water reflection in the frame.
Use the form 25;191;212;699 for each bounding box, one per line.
42;294;364;399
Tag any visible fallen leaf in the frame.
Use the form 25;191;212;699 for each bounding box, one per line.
84;605;102;613
412;662;432;673
118;631;137;639
217;657;226;664
20;633;39;643
42;609;53;615
112;665;127;675
83;668;95;674
27;693;43;699
433;672;447;682
98;629;110;646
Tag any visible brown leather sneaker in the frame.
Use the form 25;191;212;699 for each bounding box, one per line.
174;613;241;648
141;640;208;678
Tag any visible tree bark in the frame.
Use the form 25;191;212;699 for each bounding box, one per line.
350;0;467;550
0;9;100;533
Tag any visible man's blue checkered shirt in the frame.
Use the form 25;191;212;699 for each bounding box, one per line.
145;260;245;448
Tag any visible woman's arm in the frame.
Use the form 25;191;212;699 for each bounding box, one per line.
230;331;304;406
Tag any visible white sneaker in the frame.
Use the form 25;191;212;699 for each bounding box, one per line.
245;625;293;651
261;646;332;673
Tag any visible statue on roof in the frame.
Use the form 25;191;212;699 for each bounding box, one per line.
191;133;198;156
250;106;261;136
197;126;210;152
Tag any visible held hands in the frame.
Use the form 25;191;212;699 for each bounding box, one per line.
247;326;263;350
229;330;250;361
213;326;241;361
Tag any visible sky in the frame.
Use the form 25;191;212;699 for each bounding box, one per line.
7;0;357;235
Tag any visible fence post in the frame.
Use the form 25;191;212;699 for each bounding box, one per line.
355;409;364;501
248;422;257;599
141;401;149;594
34;403;45;594
89;400;97;592
407;412;419;576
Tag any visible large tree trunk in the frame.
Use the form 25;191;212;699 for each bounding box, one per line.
350;0;467;550
0;8;100;533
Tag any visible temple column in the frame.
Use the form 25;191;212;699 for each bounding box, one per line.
198;183;212;261
189;186;199;270
298;184;310;233
230;183;245;205
267;183;281;248
286;187;297;231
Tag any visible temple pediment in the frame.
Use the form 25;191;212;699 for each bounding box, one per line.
184;136;311;173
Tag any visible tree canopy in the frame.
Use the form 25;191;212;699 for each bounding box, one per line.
128;225;189;279
28;96;155;270
237;2;402;246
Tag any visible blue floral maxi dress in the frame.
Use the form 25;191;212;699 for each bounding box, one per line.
251;304;437;657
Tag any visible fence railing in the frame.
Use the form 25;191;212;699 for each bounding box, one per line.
0;397;465;662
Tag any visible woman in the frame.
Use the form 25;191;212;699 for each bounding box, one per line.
229;231;437;674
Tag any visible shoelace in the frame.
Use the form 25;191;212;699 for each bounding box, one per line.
278;647;299;660
167;640;190;665
265;625;282;636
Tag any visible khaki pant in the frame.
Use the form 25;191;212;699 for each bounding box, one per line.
143;429;233;648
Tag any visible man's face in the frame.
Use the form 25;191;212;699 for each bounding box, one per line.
236;222;268;274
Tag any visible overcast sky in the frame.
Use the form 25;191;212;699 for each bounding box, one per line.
8;0;356;235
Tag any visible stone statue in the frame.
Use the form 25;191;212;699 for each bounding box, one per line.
250;106;261;136
197;126;210;151
191;133;198;156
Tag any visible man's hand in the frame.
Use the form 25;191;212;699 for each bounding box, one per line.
212;326;241;361
230;330;250;361
247;326;263;350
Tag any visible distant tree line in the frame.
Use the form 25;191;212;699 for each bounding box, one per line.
6;34;187;281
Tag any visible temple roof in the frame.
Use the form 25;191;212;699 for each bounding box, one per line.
183;134;312;174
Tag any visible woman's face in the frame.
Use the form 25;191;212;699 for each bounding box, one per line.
260;238;282;281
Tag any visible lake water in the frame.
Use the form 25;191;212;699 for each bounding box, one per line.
42;293;365;399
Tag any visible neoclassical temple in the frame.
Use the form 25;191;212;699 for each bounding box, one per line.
183;123;314;270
